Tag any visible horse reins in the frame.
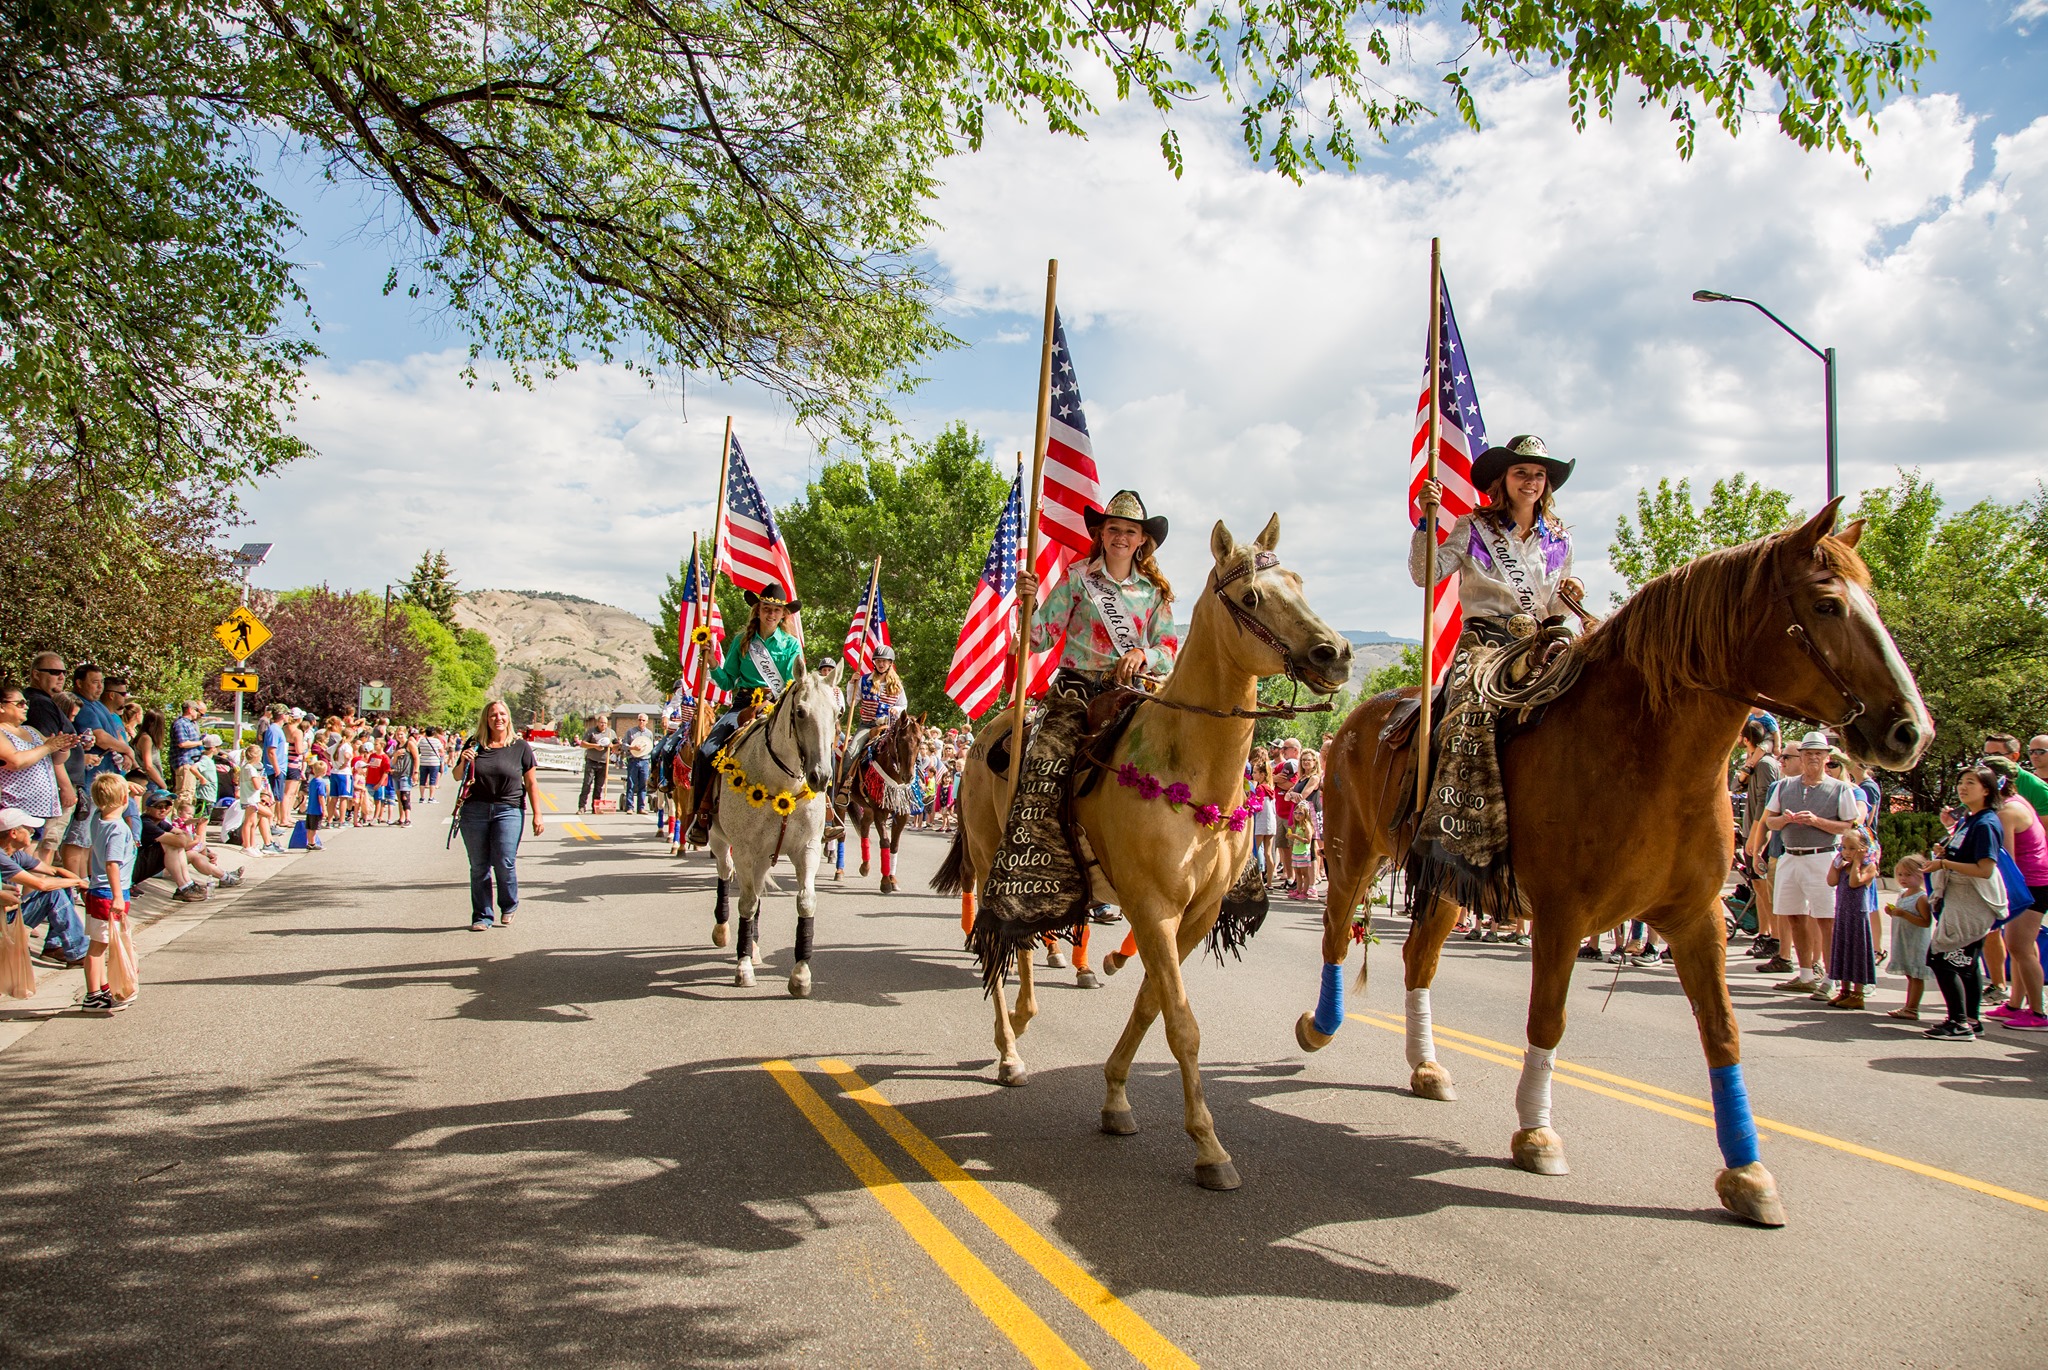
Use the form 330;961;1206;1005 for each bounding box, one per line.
1711;571;1869;730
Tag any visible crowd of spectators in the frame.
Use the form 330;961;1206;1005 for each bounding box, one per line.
0;649;463;1015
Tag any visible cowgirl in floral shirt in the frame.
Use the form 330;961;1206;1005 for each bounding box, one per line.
1017;489;1179;689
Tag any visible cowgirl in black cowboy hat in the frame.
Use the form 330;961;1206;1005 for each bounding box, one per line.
1411;435;1585;631
1015;489;1179;692
685;583;803;844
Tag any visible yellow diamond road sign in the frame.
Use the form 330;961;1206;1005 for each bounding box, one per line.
214;607;270;661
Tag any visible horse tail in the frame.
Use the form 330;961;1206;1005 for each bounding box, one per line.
930;824;969;896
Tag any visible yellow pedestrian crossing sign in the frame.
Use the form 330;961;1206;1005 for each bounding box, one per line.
214;607;270;662
220;672;258;693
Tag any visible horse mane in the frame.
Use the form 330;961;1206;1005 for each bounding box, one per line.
1578;528;1871;714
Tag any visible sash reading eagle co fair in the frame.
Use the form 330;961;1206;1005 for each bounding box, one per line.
1083;569;1145;659
746;636;785;696
1477;521;1545;617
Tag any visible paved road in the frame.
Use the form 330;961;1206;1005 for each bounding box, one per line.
2;783;2043;1367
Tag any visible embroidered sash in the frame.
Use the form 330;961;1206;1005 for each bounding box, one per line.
1477;522;1545;617
746;636;785;696
1083;570;1145;658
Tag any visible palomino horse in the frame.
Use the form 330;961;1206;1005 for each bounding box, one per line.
838;710;922;893
1299;501;1930;1225
938;515;1352;1190
707;669;840;996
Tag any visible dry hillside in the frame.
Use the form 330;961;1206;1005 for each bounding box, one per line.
453;590;662;718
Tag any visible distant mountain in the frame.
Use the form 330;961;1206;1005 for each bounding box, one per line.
453;590;662;717
1342;629;1420;646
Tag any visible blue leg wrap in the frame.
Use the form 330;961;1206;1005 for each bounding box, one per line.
1709;1063;1761;1169
1312;962;1346;1036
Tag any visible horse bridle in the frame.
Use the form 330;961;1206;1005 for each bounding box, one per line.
762;683;821;783
1189;549;1335;722
1714;570;1868;730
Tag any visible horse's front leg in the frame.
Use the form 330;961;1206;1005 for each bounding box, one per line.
1402;894;1462;1101
788;818;821;999
879;816;899;894
1130;907;1239;1189
1662;901;1786;1226
1511;911;1576;1175
1297;845;1379;1052
710;837;734;948
733;855;762;989
992;952;1029;1086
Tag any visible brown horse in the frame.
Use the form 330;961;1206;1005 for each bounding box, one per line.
1299;500;1929;1226
839;710;922;893
937;515;1352;1190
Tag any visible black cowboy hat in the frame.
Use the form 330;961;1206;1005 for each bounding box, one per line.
744;582;802;615
1083;489;1169;549
1471;434;1574;494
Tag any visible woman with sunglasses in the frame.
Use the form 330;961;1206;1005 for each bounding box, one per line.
0;685;80;843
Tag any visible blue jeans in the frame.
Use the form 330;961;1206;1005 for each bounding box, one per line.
623;757;650;812
15;887;88;962
459;802;524;924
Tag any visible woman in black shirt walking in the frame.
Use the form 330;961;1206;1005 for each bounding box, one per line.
455;701;543;931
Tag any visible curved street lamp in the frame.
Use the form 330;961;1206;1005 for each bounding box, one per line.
1692;289;1838;503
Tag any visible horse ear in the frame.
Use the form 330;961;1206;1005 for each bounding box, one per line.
1786;495;1845;551
1211;520;1236;563
1835;517;1866;550
1254;513;1281;552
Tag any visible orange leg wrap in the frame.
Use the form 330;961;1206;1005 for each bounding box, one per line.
1073;924;1091;971
960;888;975;937
1118;929;1138;959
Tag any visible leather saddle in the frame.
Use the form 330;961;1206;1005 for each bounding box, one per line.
985;686;1147;799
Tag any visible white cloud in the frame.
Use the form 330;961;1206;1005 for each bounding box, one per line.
249;66;2048;643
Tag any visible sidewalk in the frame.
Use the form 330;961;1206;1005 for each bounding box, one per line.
0;844;306;1054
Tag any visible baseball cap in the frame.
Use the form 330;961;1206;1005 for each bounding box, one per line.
0;807;38;833
202;733;223;748
145;788;175;807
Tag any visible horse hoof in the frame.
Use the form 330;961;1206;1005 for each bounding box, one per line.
734;961;755;989
1045;950;1067;968
1716;1162;1787;1227
996;1060;1028;1088
1099;1107;1139;1135
1410;1060;1458;1101
859;861;870;876
1511;1126;1569;1175
880;876;896;894
833;870;842;882
1194;1161;1242;1191
1075;969;1100;989
1295;1012;1335;1053
1103;951;1129;977
788;963;812;999
712;922;729;948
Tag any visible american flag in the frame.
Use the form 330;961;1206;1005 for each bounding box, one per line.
1409;276;1489;685
946;468;1024;717
1024;310;1105;695
715;434;801;631
843;573;892;676
678;544;727;704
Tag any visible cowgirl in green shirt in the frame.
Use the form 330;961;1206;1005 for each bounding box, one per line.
686;583;803;843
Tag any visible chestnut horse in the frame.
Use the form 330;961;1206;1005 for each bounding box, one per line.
839;710;922;893
937;516;1353;1190
1299;501;1929;1225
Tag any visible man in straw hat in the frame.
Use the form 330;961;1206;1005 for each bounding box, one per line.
1763;730;1861;1003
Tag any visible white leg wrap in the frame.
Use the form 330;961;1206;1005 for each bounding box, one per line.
1516;1046;1557;1130
1405;988;1435;1068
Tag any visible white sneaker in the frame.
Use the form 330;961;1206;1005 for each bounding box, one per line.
1809;977;1835;1001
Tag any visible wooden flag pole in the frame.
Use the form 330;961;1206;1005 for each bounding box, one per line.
1003;260;1059;816
693;417;734;749
1415;239;1443;815
843;557;880;734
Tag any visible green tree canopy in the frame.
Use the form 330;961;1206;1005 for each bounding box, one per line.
1850;471;2048;809
401;550;462;628
1609;474;1799;600
776;423;1009;725
396;602;490;727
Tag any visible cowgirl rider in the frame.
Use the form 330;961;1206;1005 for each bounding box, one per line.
1014;489;1179;696
685;582;803;845
1412;434;1584;638
857;645;909;726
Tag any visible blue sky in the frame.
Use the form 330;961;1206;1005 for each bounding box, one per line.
242;4;2048;630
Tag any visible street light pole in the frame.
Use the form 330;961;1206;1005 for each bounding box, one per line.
1692;290;1839;504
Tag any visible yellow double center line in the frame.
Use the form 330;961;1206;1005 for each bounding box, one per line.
763;1059;1196;1369
1350;1009;2048;1215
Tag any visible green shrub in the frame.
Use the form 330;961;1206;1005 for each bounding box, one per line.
1877;811;1947;862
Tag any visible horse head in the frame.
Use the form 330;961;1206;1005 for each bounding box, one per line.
881;712;923;782
777;671;840;794
1758;499;1932;769
1203;515;1354;693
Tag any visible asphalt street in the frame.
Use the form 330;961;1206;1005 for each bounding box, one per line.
2;781;2043;1368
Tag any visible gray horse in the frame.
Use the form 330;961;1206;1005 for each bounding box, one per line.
707;669;839;995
